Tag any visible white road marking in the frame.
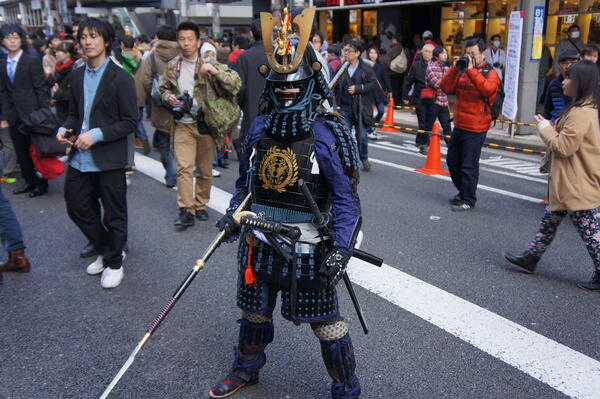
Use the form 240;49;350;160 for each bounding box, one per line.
370;143;547;182
135;152;600;399
368;158;544;203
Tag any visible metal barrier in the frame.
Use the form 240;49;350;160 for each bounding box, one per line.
374;123;547;156
391;105;537;128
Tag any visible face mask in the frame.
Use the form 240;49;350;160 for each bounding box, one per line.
492;40;501;47
570;31;580;39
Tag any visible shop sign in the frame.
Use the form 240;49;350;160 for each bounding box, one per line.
314;0;340;7
502;11;524;121
343;0;376;3
531;6;545;61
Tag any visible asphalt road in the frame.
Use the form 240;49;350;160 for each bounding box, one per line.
1;126;599;399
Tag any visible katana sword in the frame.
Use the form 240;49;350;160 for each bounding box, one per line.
99;194;252;399
297;179;382;335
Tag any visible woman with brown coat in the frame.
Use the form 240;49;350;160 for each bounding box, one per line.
502;60;600;292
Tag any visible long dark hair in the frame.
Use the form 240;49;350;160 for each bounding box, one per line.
561;60;599;119
367;46;380;62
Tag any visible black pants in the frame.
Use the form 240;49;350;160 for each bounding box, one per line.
425;104;452;144
9;120;46;189
415;103;428;146
64;166;127;269
446;128;487;207
390;73;404;105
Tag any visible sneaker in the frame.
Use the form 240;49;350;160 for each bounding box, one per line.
212;169;221;177
449;195;462;205
418;145;428;155
196;209;209;221
362;160;371;172
101;267;124;289
86;255;104;275
451;202;472;212
368;132;380;140
577;270;600;291
174;209;195;228
86;252;126;276
502;251;540;274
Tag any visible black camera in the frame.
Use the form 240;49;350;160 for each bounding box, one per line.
172;90;202;121
455;56;470;72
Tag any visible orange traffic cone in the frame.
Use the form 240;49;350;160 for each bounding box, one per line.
415;122;449;176
378;97;398;132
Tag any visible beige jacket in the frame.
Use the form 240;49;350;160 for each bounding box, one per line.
539;103;600;211
159;54;241;143
135;40;180;132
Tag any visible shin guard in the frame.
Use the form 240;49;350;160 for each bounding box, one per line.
232;318;275;373
320;334;361;399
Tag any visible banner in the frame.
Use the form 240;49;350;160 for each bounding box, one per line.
502;11;524;121
531;6;545;61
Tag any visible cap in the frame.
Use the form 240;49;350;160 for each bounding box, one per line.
558;49;580;62
422;30;433;40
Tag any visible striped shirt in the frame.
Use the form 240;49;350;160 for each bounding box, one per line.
425;61;450;107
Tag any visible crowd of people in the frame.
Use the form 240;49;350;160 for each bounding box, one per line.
0;15;598;293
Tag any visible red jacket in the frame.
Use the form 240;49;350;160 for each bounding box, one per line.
440;62;500;133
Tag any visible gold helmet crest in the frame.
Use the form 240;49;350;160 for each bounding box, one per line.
260;6;316;75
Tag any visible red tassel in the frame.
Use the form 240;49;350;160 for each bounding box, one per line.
244;238;256;285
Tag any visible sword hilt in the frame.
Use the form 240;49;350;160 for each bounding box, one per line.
239;216;301;242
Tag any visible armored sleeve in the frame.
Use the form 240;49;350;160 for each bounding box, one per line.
313;122;361;249
228;116;265;211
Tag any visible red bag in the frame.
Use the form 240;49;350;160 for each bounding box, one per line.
420;87;436;104
29;142;65;179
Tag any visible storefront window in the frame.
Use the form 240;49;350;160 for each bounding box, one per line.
546;0;600;57
362;10;377;37
349;9;362;37
440;0;518;56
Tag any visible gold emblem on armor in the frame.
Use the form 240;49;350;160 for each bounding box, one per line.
258;147;299;193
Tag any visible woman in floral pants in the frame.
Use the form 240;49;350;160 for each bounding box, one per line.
502;61;600;291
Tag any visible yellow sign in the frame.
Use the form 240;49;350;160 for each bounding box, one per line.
258;147;299;193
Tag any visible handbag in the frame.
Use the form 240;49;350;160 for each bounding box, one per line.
390;49;408;74
420;87;436;104
29;142;64;179
30;133;67;157
150;53;163;103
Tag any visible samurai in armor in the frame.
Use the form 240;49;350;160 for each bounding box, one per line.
209;7;362;399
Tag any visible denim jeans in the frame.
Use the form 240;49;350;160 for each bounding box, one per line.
152;129;176;186
135;108;148;141
0;183;25;252
425;104;453;144
374;101;386;124
340;108;368;161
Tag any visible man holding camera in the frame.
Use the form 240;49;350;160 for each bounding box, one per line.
159;22;241;229
441;37;500;212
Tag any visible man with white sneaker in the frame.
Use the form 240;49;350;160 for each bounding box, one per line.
57;18;137;289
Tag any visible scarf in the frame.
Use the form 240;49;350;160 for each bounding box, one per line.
55;59;75;72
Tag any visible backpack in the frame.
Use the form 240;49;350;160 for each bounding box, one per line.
481;66;504;122
390;49;408;74
149;53;163;103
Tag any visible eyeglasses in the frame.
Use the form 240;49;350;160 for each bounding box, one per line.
342;48;356;54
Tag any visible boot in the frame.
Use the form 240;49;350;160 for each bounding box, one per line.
577;270;600;292
0;248;31;273
502;251;540;274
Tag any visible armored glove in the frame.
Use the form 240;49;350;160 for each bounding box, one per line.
216;213;241;243
319;247;351;286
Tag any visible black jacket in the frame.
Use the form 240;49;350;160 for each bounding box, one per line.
0;49;50;125
334;60;378;126
48;61;75;124
372;61;392;104
63;59;138;171
235;41;267;140
402;58;429;104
